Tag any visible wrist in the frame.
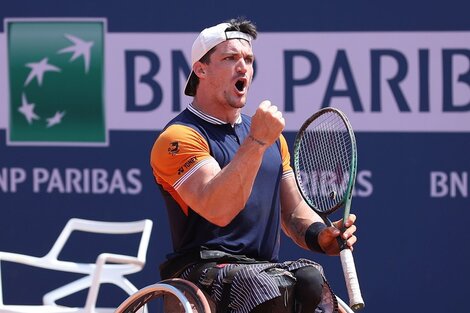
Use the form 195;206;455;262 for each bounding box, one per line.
247;134;266;146
305;222;327;253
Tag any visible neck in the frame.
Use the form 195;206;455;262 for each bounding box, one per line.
192;97;241;125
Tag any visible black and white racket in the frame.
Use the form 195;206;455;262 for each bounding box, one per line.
293;107;365;311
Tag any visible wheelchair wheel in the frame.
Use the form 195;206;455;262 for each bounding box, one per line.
115;278;212;313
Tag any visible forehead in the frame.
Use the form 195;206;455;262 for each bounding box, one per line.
214;39;253;55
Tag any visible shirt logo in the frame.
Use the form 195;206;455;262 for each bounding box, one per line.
6;19;107;146
168;141;180;155
176;156;198;176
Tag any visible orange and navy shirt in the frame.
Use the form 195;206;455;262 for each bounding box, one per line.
151;103;293;262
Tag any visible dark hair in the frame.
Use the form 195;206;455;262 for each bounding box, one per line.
186;17;257;96
225;17;258;40
201;17;257;64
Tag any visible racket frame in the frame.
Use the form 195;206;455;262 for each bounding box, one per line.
293;107;357;216
293;107;364;311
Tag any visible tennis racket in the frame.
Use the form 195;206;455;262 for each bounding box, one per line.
293;107;364;311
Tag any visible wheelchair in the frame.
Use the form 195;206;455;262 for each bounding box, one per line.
115;277;355;313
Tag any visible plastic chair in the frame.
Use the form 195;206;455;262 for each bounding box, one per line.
0;218;153;313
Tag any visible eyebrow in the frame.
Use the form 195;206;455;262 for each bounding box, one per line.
221;50;254;57
220;47;254;57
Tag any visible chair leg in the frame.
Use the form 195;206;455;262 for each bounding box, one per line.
110;277;139;296
102;277;146;313
43;276;92;305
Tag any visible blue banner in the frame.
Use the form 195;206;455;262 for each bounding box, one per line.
1;1;470;312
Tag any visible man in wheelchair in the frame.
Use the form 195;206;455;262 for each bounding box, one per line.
150;17;358;313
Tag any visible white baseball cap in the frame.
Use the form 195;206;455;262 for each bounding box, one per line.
184;22;253;96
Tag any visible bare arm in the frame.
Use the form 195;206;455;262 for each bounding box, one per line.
280;175;324;249
280;175;358;255
177;101;285;227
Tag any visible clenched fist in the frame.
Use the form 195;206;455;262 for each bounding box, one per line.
249;100;285;147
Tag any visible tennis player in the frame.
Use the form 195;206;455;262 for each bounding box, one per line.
151;17;357;313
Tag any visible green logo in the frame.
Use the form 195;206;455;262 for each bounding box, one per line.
7;19;107;145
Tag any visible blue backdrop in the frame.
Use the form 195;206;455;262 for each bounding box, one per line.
1;1;469;312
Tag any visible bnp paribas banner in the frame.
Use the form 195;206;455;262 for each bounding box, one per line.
0;18;469;144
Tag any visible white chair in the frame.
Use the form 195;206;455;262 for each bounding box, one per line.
0;218;153;313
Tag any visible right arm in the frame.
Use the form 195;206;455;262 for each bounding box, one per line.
178;101;285;226
177;135;266;226
153;101;284;227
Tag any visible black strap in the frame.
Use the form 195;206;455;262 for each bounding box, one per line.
200;249;260;263
201;265;222;288
186;261;217;286
160;248;264;279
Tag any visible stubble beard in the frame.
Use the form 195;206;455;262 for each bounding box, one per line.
227;98;246;109
224;90;248;110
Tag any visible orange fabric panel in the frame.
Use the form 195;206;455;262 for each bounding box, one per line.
150;124;212;215
279;134;293;173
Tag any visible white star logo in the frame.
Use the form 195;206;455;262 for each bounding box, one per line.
24;57;61;86
58;34;94;73
46;111;66;128
18;94;40;124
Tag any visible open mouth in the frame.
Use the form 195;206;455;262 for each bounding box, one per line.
235;79;246;92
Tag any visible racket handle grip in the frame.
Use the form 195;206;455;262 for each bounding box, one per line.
340;249;365;311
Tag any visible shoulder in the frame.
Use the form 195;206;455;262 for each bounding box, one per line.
153;124;209;156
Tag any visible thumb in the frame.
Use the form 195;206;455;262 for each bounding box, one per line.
318;226;341;256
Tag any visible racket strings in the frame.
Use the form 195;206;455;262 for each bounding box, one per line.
297;111;353;213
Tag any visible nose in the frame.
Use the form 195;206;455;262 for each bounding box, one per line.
236;59;248;74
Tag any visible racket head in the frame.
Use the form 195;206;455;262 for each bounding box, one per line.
293;107;357;215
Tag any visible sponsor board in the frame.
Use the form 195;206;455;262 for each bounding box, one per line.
0;22;469;138
0;166;142;194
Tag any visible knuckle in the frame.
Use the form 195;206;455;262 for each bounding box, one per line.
260;100;271;109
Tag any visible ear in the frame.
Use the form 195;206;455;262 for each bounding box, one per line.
193;61;207;78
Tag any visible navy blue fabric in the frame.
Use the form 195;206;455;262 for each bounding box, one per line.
160;109;283;262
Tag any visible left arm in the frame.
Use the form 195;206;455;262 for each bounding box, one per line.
280;175;357;255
